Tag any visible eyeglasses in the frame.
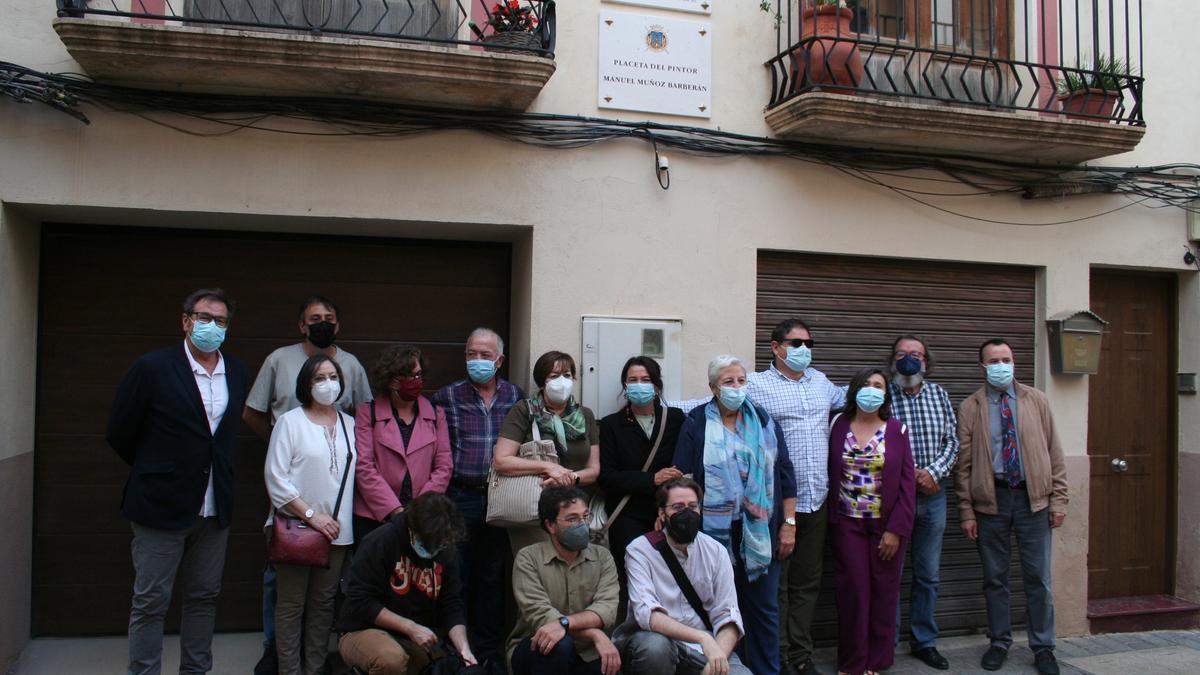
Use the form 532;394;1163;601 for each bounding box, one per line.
557;512;592;527
783;338;815;348
665;502;700;514
391;373;423;383
189;312;229;328
895;350;926;360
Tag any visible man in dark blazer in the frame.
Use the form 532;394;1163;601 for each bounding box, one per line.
106;288;247;675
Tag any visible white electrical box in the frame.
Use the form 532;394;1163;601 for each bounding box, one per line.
581;316;683;419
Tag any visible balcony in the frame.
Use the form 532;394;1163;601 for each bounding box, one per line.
763;0;1146;165
52;0;556;111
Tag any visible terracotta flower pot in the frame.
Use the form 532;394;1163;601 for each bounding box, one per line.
792;6;864;92
1058;88;1120;121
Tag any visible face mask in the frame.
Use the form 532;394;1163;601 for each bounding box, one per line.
784;345;812;372
393;377;423;402
625;382;656;406
856;386;886;413
665;508;702;544
986;362;1014;388
305;321;337;349
718;385;747;411
189;319;226;353
312;380;341;406
557;521;591;552
410;534;442;560
895;355;923;376
544;376;574;404
466;358;497;384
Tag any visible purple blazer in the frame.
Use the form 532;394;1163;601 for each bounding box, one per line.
827;414;916;538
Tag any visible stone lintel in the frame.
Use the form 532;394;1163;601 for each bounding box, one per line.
53;18;556;111
765;92;1145;165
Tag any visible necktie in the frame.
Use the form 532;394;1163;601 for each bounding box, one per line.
1000;392;1022;486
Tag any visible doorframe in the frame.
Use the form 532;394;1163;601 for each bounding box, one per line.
1088;267;1180;597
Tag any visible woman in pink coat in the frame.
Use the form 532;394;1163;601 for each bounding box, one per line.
353;344;453;541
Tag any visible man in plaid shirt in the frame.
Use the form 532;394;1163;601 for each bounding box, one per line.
430;327;524;675
888;335;959;671
746;318;845;675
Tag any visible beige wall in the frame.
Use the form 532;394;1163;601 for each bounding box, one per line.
1;0;1197;649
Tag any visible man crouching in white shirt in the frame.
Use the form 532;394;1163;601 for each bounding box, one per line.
613;477;751;675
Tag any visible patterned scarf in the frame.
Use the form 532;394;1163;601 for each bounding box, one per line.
702;399;777;581
528;396;587;456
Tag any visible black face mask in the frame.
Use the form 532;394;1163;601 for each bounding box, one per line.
666;508;702;544
306;321;337;349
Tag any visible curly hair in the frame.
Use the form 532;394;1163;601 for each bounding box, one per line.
406;492;467;554
369;344;425;395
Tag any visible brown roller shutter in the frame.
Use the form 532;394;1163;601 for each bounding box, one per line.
756;250;1036;644
34;224;512;635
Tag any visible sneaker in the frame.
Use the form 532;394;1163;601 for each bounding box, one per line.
981;645;1008;671
1034;649;1060;675
911;646;950;670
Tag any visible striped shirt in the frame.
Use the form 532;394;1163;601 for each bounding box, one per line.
747;365;846;512
429;378;524;486
888;380;959;482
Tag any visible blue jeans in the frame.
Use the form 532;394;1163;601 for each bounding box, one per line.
898;489;947;650
731;526;781;675
976;482;1056;651
448;484;509;668
511;635;601;675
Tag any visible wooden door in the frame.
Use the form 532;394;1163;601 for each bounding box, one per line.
1087;272;1176;599
33;224;512;635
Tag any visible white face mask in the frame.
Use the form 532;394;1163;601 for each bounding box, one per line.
312;379;341;406
544;375;574;404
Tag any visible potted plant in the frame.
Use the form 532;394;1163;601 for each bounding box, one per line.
471;1;541;53
1057;54;1126;121
763;0;864;93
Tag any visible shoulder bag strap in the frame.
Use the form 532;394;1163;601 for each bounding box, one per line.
604;406;670;533
331;413;354;520
649;532;713;632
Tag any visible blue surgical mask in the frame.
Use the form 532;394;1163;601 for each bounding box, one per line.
625;382;656;406
410;534;442;560
466;358;497;384
785;345;812;372
856;386;886;413
986;362;1014;389
718;385;747;411
189;319;226;353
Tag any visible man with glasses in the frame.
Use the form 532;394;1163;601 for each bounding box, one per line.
243;294;372;675
508;486;621;675
887;335;959;670
746;318;845;675
106;288;248;675
615;477;751;675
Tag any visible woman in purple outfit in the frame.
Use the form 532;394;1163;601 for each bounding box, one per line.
828;367;916;675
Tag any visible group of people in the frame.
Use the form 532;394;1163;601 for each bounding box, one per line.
107;289;1069;675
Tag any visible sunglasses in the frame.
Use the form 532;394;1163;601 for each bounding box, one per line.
782;338;815;348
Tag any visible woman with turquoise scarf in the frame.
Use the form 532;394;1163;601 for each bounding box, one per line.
494;350;601;554
672;354;797;675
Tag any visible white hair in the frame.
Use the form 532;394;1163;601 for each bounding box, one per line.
467;327;504;355
707;354;745;387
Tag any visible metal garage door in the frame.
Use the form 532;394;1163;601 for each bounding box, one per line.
34;224;512;635
756;250;1036;643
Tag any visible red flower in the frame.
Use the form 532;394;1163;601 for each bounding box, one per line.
508;0;519;8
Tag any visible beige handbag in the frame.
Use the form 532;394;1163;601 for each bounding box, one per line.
486;414;560;528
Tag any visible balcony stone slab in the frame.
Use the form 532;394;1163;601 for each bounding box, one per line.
53;18;555;111
765;92;1145;165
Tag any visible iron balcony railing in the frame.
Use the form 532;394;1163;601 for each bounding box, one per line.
764;0;1144;125
56;0;556;57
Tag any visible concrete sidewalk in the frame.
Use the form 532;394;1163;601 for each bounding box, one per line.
10;629;1200;674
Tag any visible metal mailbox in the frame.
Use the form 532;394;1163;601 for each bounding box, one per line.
1046;310;1108;374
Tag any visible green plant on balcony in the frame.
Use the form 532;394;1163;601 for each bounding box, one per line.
1057;54;1127;121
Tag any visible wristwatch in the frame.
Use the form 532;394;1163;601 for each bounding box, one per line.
559;616;570;631
304;508;315;520
784;516;797;526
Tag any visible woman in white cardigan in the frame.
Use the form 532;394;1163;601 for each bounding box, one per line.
264;354;358;675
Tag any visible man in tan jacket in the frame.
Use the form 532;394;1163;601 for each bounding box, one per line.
956;339;1068;675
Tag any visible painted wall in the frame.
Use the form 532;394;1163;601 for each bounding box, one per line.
0;0;1197;659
